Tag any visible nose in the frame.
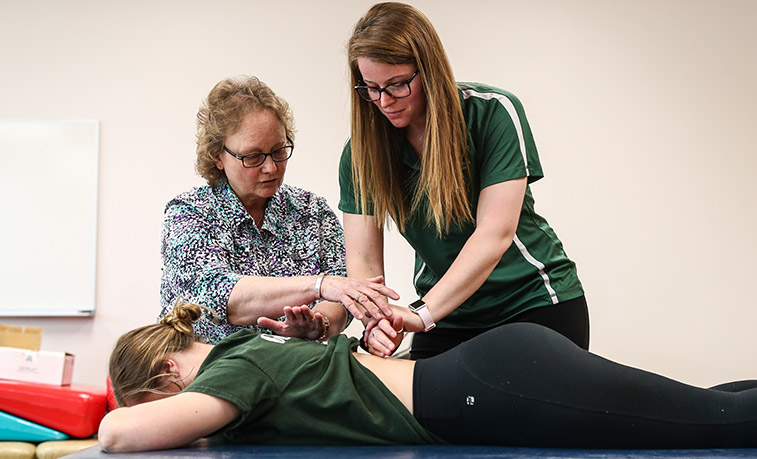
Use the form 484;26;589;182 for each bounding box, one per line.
378;90;396;108
260;155;278;173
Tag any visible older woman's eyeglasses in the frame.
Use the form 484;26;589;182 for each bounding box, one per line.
223;140;294;168
354;71;418;102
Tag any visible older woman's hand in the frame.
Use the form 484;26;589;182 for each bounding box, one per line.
319;275;399;321
257;305;328;341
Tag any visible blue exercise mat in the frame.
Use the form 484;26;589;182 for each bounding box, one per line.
0;409;70;442
66;443;757;458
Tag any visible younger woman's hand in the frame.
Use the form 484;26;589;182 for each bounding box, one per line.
364;312;407;357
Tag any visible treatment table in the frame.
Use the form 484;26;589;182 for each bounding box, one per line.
66;440;757;458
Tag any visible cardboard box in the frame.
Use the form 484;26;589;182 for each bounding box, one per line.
0;347;74;386
0;324;42;351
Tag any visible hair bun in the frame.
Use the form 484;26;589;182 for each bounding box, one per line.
160;302;205;335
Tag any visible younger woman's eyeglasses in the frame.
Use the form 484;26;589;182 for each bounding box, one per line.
354;71;418;101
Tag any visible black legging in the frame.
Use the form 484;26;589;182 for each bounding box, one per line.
410;295;589;360
413;322;757;448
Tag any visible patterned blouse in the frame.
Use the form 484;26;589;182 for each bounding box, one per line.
158;182;347;344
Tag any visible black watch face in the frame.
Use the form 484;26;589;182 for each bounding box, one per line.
409;300;425;311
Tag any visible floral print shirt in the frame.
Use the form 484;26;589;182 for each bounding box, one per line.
159;182;347;344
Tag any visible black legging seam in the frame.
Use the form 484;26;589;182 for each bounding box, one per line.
458;361;743;425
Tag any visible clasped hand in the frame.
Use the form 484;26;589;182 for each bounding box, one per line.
363;304;424;357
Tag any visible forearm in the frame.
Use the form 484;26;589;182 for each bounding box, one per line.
347;258;386;327
98;407;199;453
99;393;239;453
226;275;323;325
416;179;526;328
360;235;511;352
346;240;386;281
99;408;166;453
344;213;387;325
364;179;526;354
421;229;513;323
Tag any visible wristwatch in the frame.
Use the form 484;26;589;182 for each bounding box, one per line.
409;299;436;331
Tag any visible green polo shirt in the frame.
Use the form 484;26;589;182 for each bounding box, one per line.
338;83;583;329
186;331;442;445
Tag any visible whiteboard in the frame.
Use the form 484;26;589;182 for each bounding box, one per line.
0;120;99;316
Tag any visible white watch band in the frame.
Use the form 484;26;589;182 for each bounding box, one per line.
409;300;436;331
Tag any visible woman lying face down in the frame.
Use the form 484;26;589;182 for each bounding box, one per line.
99;302;757;452
101;303;421;452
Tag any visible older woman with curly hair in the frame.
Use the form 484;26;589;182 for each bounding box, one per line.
159;76;398;344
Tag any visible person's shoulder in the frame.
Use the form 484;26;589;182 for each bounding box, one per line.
339;138;353;169
218;328;260;346
341;137;352;152
458;82;521;105
457;82;529;128
166;184;215;206
278;183;320;200
214;330;321;361
277;183;332;210
164;185;205;212
164;184;233;221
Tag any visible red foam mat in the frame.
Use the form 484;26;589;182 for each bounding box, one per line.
0;379;106;438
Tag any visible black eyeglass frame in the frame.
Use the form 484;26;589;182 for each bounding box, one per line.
222;137;294;168
353;71;419;102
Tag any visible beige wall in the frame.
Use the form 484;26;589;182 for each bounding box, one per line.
1;0;755;388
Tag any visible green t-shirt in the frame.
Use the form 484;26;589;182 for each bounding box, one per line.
185;330;443;445
338;83;584;329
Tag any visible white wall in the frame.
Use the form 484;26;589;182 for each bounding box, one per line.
0;0;755;388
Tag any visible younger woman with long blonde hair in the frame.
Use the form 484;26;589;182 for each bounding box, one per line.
340;2;587;358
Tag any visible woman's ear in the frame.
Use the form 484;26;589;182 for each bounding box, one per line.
152;358;181;381
135;359;184;403
163;358;181;378
161;358;188;393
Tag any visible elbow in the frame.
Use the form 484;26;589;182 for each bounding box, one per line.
97;410;134;453
479;229;515;260
226;307;251;326
97;432;118;454
225;297;246;325
226;310;241;325
499;233;516;256
97;419;119;453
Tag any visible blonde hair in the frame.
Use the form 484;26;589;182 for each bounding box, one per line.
347;2;471;234
108;303;207;407
195;76;295;186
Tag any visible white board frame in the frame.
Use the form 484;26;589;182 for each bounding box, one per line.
0;120;99;316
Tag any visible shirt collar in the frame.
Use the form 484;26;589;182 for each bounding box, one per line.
213;181;289;234
401;140;421;170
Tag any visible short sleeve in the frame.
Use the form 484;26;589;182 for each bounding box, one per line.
461;86;543;191
186;358;277;420
338;140;374;215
